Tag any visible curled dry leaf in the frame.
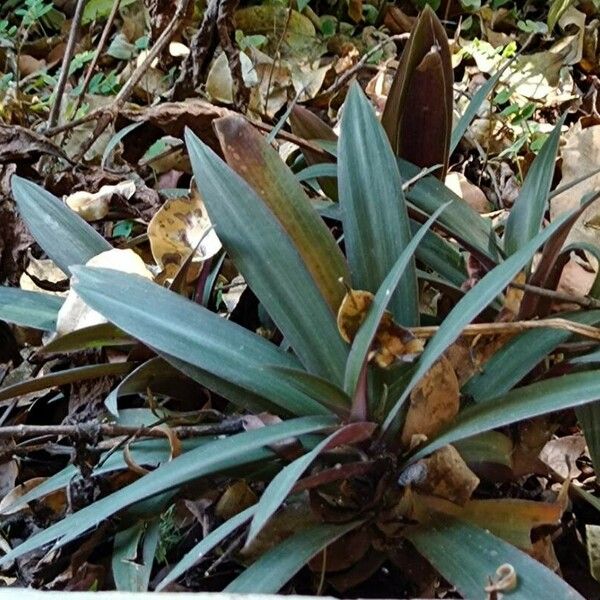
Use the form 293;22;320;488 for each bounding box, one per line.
147;185;222;281
0;477;66;516
400;356;459;448
56;248;153;335
445;172;492;214
65;180;136;222
337;289;424;367
19;256;67;296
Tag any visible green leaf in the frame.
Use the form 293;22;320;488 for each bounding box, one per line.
338;82;418;326
267;366;351;417
0;416;336;566
406;515;584;600
411;221;467;287
410;369;600;462
72;267;330;417
399;159;501;264
104;357;206;417
102;122;142;169
504;117;564;257
382;211;573;437
246;422;375;545
0;362;134;402
186;125;348;384
462;310;600;402
225;521;361;593
577;402;600;477
157;505;256;590
41;322;132;353
112;518;160;591
454;431;513;468
11;176;112;273
0;287;63;330
345;204;448;396
0;437;208;515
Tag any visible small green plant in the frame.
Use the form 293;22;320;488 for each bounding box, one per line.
1;6;599;598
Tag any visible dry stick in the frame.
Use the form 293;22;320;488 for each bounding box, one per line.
70;0;191;161
46;0;87;129
264;0;293;116
0;419;245;440
319;33;410;98
410;318;600;342
71;0;122;117
509;281;600;310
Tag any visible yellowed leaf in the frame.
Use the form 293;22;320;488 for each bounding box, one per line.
215;480;257;520
148;186;222;277
337;289;424;367
401;356;459;447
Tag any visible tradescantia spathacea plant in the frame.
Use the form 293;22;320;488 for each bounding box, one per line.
2;8;600;599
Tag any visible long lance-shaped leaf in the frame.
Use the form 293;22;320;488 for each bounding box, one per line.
186;128;347;384
0;287;63;330
382;211;574;438
381;5;453;178
0;362;134;402
504;117;564;257
339;83;418;326
450;67;504;154
345;204;449;396
288;104;499;265
71;267;331;417
225;521;362;593
214;116;348;313
11;176;111;273
577;402;600;477
0;437;209;515
246;422;376;546
409;369;600;463
157;505;257;590
406;515;584;600
0;416;336;566
399;159;501;264
462;310;600;402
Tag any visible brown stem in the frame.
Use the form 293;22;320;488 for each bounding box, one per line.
410;318;600;341
509;281;600;310
319;33;410;99
0;419;244;440
46;0;87;129
73;0;191;161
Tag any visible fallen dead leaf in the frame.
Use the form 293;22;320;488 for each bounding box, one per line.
56;249;153;335
337;289;424;367
401;356;459;448
65;180;136;222
445;172;492;214
540;433;587;479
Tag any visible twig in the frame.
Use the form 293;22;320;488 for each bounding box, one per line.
508;281;600;310
264;0;292;116
46;0;87;129
319;33;410;98
0;419;244;440
71;0;191;160
71;0;122;117
410;318;600;341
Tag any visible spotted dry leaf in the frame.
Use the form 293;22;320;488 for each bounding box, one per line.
148;185;221;281
337;289;424;367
